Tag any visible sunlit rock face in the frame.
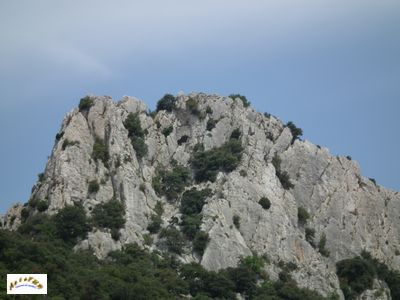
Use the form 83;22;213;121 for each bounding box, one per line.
3;93;400;299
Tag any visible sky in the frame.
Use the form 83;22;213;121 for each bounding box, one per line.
0;1;399;213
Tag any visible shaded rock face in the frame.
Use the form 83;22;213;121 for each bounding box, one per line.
2;93;400;298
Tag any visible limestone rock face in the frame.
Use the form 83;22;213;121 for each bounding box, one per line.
2;93;400;299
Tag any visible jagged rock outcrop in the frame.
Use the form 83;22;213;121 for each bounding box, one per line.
2;93;399;299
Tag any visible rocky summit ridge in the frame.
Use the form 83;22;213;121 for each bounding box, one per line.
2;93;399;299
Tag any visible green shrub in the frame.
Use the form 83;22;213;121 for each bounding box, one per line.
180;188;211;216
206;106;213;114
179;188;211;254
278;171;294;190
154;201;164;216
206;119;216;131
193;231;210;255
143;233;153;246
202;270;236;299
21;207;30;222
152;165;190;201
147;200;164;233
37;200;49;212
239;169;247;177
187;98;200;115
88;179;100;194
286;121;303;144
130;136;148;159
62;139;79;150
229;94;250;107
55;131;64;141
272;154;282;172
191;137;243;183
318;233;330;257
162;125;173;137
272;154;294;190
240;255;265;275
55;204;91;244
92;138;109;165
92;199;125;231
111;228;120;241
181;214;202;240
124;112;145;137
305;227;316;247
147;214;162;234
298;207;310;224
159;227;186;254
230;128;241;140
336;257;375;299
178;135;189;145
228;264;258;297
28;197;39;208
369;178;377;185
233;215;240;229
124;113;148;159
37;172;45;181
79;96;94;111
259;197;271;210
156;94;176;112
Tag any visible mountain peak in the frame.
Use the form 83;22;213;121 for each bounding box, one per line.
2;93;399;298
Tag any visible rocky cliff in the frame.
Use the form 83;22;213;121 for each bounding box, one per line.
2;93;399;299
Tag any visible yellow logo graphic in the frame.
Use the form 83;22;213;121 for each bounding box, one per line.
7;274;47;294
9;276;44;291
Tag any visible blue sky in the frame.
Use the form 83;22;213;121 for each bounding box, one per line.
0;1;399;213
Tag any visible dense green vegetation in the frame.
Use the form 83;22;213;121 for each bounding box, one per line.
92;137;109;166
272;154;294;190
336;251;400;300
78;96;94;111
229;94;251;107
123;112;148;159
0;206;345;299
156;94;177;112
191;130;243;182
152;164;191;201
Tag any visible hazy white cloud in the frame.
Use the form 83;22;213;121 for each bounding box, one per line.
2;0;397;66
44;43;112;77
0;0;398;92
